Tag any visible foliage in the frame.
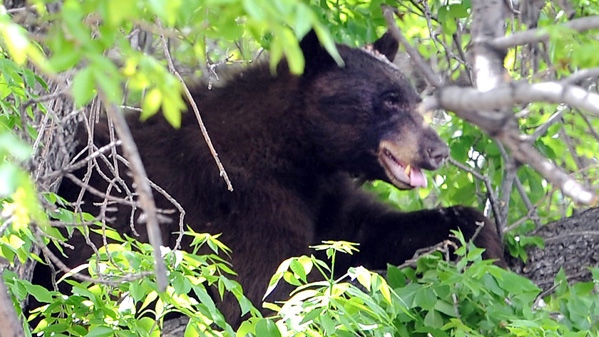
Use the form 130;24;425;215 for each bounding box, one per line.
0;0;599;336
241;239;599;337
6;227;259;336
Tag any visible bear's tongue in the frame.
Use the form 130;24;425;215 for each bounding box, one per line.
384;154;427;188
407;166;427;188
381;148;428;188
394;165;426;188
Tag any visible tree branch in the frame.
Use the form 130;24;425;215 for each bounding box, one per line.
382;6;443;88
431;81;599;119
492;15;599;50
156;19;234;192
501;128;596;205
385;3;598;206
99;94;168;291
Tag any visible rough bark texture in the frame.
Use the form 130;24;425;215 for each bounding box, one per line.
513;208;599;290
0;268;25;337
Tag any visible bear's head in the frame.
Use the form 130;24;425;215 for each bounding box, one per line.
299;30;449;190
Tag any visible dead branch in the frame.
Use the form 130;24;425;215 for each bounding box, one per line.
492;15;599;50
156;18;234;192
382;6;442;88
98;93;168;292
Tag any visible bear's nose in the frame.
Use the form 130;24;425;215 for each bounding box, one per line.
426;145;449;169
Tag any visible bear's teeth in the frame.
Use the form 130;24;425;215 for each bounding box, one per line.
404;165;411;175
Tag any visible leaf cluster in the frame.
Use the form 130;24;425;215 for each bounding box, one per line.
252;238;599;337
6;226;260;337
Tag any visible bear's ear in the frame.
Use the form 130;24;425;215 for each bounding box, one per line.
372;31;399;62
300;30;337;77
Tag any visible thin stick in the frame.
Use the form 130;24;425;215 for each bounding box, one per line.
382;5;443;88
156;19;233;191
99;93;168;291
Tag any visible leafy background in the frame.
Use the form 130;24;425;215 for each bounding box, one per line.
1;0;598;336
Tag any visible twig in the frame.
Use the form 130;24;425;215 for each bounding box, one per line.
448;157;502;227
576;109;599;142
23;90;66;110
382;6;443;88
98;93;168;292
145;179;186;251
396;240;458;269
156;18;233;191
43;140;121;180
560;124;590;185
63;173;138;207
528;106;566;140
497;143;517;230
513;172;542;229
499;128;597;205
32;225;152;286
492;15;599;49
560;67;599;85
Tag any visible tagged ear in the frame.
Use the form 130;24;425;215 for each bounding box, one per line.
300;30;337;77
372;31;399;62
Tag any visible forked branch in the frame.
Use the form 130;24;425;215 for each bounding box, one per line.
382;5;598;206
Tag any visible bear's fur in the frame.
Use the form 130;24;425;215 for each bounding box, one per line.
42;31;504;326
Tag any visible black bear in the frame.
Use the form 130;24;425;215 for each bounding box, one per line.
44;30;504;326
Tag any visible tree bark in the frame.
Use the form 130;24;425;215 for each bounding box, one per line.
513;208;599;290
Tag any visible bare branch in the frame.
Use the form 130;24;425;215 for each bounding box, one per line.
431;82;599;121
448;157;502;228
492;16;599;50
382;6;443;88
156;19;234;192
497;143;517;231
43;140;121;180
529;106;566;140
498;128;597;205
32;226;152;286
560;67;599;85
98;94;168;292
422;85;598;204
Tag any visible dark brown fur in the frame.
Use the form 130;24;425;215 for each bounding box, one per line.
39;31;504;326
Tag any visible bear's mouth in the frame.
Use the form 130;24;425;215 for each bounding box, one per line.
378;147;427;189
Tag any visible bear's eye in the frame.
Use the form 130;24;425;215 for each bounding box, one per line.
382;93;401;111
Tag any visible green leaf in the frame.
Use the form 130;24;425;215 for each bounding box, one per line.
141;88;162;121
25;283;55;303
172;271;192;295
415;287;437;310
71;67;96;107
0;164;25;196
448;3;469;18
106;0;138;26
386;264;407;288
434;300;457;317
160;84;184;128
255;318;281;337
313;24;343;67
289;258;308;282
424;309;444;329
61;1;90;43
0;131;32;160
281;29;304;75
85;326;115;337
